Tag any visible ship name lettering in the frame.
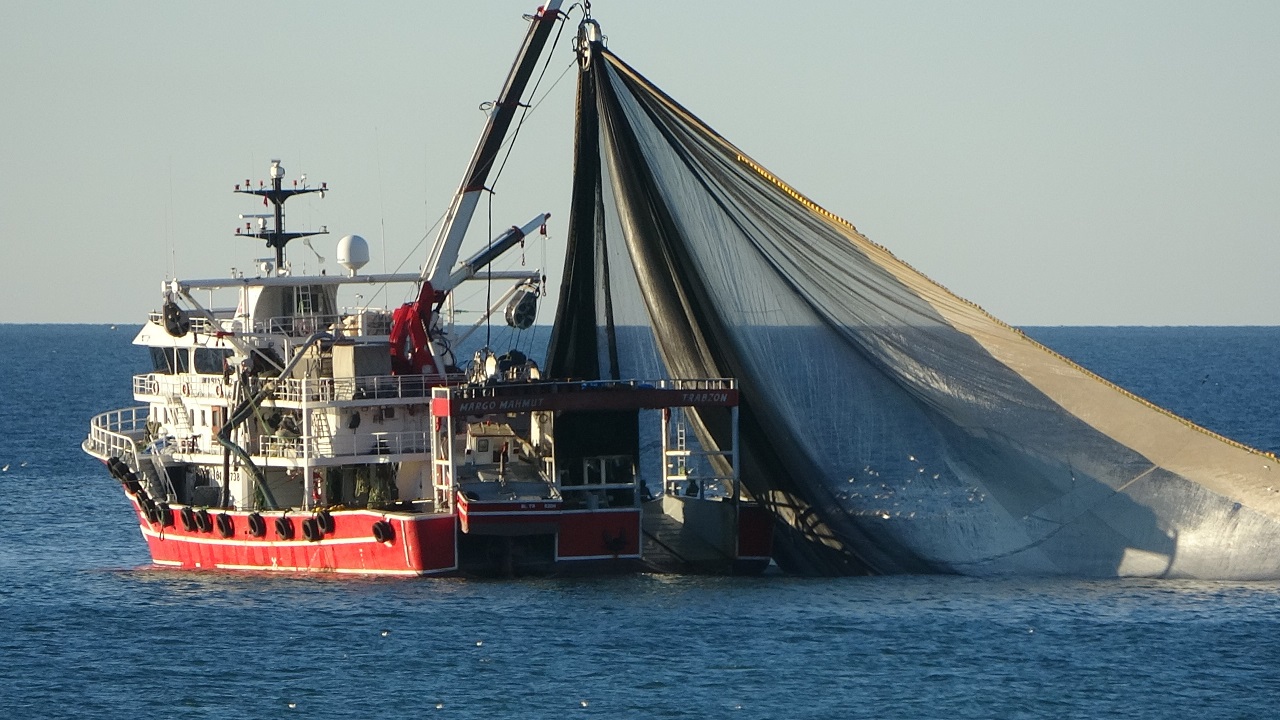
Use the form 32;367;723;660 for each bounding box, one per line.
497;398;545;411
458;400;498;412
682;392;729;404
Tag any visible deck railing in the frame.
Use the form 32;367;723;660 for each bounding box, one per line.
253;314;344;337
273;374;464;404
136;373;734;406
146;312;228;334
133;373;228;399
446;377;738;401
84;406;150;464
136;371;464;404
258;430;430;460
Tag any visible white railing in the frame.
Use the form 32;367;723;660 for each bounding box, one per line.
258;430;430;460
358;430;431;458
259;435;306;459
274;374;459;404
654;378;738;391
446;377;738;401
84;406;150;463
133;373;228;399
253;314;344;337
335;310;395;338
147;312;229;334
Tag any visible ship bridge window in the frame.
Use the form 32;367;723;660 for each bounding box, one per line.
194;348;234;375
149;347;189;374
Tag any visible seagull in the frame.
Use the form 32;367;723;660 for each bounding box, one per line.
1;465;8;472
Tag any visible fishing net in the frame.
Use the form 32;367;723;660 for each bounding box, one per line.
547;45;1280;578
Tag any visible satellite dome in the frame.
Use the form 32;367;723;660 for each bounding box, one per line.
336;235;370;276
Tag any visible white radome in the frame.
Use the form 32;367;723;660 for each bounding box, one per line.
336;234;370;276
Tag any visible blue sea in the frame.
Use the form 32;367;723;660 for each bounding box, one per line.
2;324;1280;719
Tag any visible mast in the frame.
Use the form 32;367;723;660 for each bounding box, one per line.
234;159;328;270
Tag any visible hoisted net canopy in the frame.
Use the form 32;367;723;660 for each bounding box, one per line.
546;41;1280;579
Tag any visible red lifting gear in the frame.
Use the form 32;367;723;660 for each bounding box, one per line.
389;281;442;376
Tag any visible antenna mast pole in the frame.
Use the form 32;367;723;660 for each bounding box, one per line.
234;160;328;271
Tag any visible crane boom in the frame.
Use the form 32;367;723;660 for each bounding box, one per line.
391;1;564;377
423;0;564;290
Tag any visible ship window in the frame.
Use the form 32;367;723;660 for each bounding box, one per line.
194;348;234;374
149;347;189;374
476;439;490;453
605;457;634;485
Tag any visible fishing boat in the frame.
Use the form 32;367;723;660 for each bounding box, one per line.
89;2;1280;580
82;1;772;577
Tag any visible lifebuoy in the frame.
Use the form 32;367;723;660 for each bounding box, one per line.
181;383;190;395
301;518;322;542
372;520;394;544
215;384;224;397
195;508;212;533
275;516;294;540
247;513;266;538
216;513;234;538
180;506;197;532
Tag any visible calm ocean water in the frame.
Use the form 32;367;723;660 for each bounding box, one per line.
2;324;1279;719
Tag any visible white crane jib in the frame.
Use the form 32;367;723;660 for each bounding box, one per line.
390;0;563;378
422;0;563;295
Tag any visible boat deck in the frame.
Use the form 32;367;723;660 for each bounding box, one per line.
456;463;557;502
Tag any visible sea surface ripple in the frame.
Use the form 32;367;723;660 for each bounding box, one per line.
2;325;1279;718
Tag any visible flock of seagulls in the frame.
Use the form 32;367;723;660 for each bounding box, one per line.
1;462;28;472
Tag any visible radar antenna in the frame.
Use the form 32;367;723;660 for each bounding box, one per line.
234;159;328;270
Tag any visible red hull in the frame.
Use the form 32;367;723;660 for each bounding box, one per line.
121;490;766;576
556;509;641;560
736;503;773;561
127;493;457;576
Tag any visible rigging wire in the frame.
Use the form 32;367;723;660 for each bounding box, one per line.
352;211;447;315
166;156;176;282
471;9;570;366
365;9;575;366
486;192;493;352
374;127;388;277
488;12;570;189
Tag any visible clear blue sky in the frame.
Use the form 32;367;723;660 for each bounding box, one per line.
3;1;1278;325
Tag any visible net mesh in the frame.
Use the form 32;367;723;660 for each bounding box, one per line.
546;47;1280;578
